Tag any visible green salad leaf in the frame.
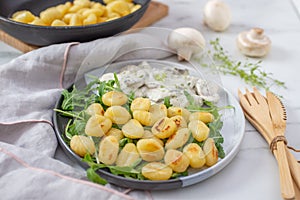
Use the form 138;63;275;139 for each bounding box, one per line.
87;167;108;185
83;154;143;181
163;96;172;108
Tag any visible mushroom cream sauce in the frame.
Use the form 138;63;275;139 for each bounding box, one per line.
100;61;220;108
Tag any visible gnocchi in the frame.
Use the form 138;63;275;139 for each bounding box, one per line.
189;112;214;124
142;130;164;146
11;11;35;23
105;127;124;141
137;139;165;162
116;143;140;167
102;91;128;106
149;104;168;124
70;135;95;157
203;138;219;167
130;97;151;112
151;117;177;139
142;162;173;181
11;0;141;26
165;128;190;150
122;119;144;139
40;7;63;25
164;149;190;173
170;115;187;129
98;135;119;165
167;106;183;118
188;120;210;142
85;114;112;137
183;143;206;168
104;105;131;124
133;110;153;126
86;103;105;116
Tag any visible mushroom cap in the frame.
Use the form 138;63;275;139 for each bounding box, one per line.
167;27;206;61
168;27;206;50
203;0;231;32
237;28;271;57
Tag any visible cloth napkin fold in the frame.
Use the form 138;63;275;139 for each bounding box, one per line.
0;29;172;200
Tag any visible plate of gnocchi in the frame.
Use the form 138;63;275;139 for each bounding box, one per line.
53;59;245;190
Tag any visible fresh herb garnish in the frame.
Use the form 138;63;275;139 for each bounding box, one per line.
199;38;286;91
154;73;167;81
164;96;172;108
208;115;225;158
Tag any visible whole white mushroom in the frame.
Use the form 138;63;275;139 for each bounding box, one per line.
237;28;271;57
167;27;206;61
203;0;231;32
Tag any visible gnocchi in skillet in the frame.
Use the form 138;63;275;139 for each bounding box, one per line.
11;0;141;26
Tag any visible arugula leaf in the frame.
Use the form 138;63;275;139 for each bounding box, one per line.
119;138;133;148
83;154;143;180
53;109;84;120
86;167;108;185
113;72;121;91
183;91;199;110
123;91;135;116
171;171;188;179
127;91;135;103
61;79;99;111
108;165;140;177
164;96;172;108
208;115;225;158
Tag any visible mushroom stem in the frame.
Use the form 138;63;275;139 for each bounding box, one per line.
177;48;193;61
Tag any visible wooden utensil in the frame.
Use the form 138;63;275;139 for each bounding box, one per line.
242;108;300;200
266;91;295;200
238;88;295;200
266;92;300;190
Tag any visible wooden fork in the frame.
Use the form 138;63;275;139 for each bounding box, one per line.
242;109;300;199
238;88;295;200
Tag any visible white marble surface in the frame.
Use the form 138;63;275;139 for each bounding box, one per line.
1;0;300;199
148;1;300;199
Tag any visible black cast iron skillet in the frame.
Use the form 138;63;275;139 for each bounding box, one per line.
0;0;150;46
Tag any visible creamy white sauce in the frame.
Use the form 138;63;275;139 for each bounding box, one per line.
100;61;219;107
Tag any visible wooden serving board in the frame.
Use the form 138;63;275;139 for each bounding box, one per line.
0;1;168;53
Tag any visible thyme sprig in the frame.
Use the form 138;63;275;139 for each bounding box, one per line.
201;38;286;91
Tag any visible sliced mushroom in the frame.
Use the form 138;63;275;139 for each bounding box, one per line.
237;28;271;57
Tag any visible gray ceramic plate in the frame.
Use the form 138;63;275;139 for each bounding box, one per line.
53;59;245;190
